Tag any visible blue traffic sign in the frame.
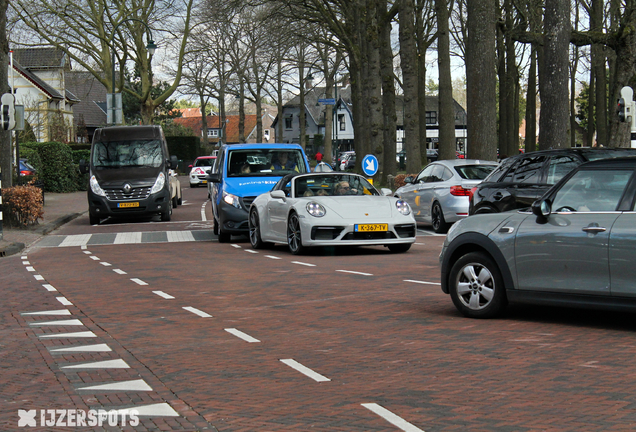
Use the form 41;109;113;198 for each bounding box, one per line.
361;154;379;176
318;98;336;105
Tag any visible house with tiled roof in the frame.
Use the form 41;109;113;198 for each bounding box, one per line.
65;71;107;142
173;112;275;145
9;47;83;142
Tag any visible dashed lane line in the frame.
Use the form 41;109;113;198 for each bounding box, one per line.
265;255;282;260
34;274;44;281
292;261;316;267
153;291;175;299
42;284;57;292
113;269;127;275
56;297;73;306
100;261;112;266
361;403;425;432
183;306;212;318
89;255;100;260
200;203;207;221
245;249;259;254
231;244;242;248
280;359;331;382
130;278;148;286
336;269;373;276
225;328;260;343
404;279;440;286
26;266;35;272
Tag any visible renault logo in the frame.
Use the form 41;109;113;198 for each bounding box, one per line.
123;183;132;194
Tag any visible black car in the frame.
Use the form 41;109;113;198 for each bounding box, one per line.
469;147;636;215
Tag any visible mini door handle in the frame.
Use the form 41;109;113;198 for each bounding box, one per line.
582;226;606;233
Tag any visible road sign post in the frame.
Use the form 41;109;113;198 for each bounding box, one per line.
361;154;379;184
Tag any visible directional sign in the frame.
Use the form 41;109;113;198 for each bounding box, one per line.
318;98;336;105
361;154;379;177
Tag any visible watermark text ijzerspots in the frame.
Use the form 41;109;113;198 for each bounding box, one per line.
18;409;139;427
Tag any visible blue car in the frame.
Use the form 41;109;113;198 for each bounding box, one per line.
208;143;310;242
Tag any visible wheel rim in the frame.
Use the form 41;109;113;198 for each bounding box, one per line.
432;204;441;230
288;214;301;252
455;262;495;310
249;211;260;245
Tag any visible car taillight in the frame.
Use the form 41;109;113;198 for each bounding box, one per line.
450;185;472;196
20;170;32;176
468;187;478;202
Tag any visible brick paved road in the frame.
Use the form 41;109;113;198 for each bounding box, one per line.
2;187;636;431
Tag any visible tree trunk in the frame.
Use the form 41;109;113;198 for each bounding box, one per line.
526;46;537;153
538;0;571;149
505;0;519;157
381;17;397;184
588;69;596;146
466;0;497;160
591;0;607;146
401;0;421;174
436;0;456;161
497;26;508;157
415;2;428;166
0;0;11;195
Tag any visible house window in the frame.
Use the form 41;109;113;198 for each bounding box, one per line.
338;114;346;131
284;115;293;130
426;111;437;125
264;129;270;141
207;129;219;137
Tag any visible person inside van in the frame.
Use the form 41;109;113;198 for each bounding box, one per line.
271;152;298;172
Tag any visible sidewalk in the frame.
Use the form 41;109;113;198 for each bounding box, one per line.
0;191;87;257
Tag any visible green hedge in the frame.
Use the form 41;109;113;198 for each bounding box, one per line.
21;141;80;192
166;135;200;168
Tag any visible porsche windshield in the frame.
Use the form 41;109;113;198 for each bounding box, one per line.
92;140;163;168
293;174;380;197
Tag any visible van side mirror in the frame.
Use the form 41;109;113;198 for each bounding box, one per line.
79;159;88;175
207;172;221;183
169;155;178;170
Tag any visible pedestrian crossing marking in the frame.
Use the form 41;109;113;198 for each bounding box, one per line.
36;230;216;248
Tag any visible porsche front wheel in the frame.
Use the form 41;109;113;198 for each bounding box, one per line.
287;212;305;255
249;208;265;249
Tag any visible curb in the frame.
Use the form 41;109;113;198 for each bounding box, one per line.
0;211;86;257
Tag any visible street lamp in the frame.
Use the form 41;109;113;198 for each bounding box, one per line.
109;19;157;126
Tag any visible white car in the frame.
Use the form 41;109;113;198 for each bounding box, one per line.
169;169;182;208
189;156;217;187
248;172;416;254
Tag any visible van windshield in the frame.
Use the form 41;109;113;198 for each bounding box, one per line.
92;140;163;168
227;149;307;177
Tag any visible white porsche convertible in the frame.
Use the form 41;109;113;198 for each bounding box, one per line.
248;173;417;255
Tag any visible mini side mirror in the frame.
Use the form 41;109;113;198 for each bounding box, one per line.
79;159;88;175
532;199;551;221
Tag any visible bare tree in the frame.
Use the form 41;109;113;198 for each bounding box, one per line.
436;0;456;161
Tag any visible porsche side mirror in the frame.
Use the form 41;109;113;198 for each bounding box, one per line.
270;190;286;200
532;199;551;222
404;176;414;184
380;188;393;196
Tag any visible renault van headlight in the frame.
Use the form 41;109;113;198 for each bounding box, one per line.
396;200;411;216
150;172;166;194
223;191;241;208
90;175;106;197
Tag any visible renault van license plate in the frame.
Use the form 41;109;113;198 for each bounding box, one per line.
118;202;139;208
355;224;388;232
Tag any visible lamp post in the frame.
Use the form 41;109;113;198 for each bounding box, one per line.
109;19;157;126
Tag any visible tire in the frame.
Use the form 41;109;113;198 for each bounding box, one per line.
161;204;172;221
172;194;178;208
190;183;197;188
387;243;412;253
217;229;231;243
89;214;100;225
213;216;219;235
248;208;265;249
431;202;449;234
287;212;305;255
448;252;507;318
177;189;183;205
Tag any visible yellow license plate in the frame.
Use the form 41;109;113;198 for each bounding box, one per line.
355;223;388;232
201;180;207;184
118;202;139;208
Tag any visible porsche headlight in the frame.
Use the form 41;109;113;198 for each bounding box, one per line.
90;175;106;197
223;191;241;208
306;202;326;217
150;172;166;194
396;200;411;216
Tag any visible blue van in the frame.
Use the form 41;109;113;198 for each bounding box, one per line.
208;143;310;242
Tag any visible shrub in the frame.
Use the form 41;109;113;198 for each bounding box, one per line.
2;183;44;228
393;173;419;190
21;142;79;192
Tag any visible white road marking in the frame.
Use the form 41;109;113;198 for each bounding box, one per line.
336;269;373;276
83;250;92;255
77;379;152;392
225;328;260;343
415;242;426;245
200;203;207;221
50;344;111;353
130;278;148;286
62;359;130;369
59;234;92;247
361;403;425;432
292;261;316;267
29;319;83;326
153;291;175;299
39;331;96;338
231;244;241;248
42;284;57;292
404;279;441;286
183;306;212;318
26;266;35;272
21;255;27;259
167;231;195;242
265;255;282;260
116;403;179;417
81;246;87;250
114;232;142;244
34;274;44;281
100;262;112;267
90;255;100;261
22;260;30;265
113;269;127;275
580;361;600;368
245;249;259;254
21;309;71;316
280;359;330;382
56;297;73;306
